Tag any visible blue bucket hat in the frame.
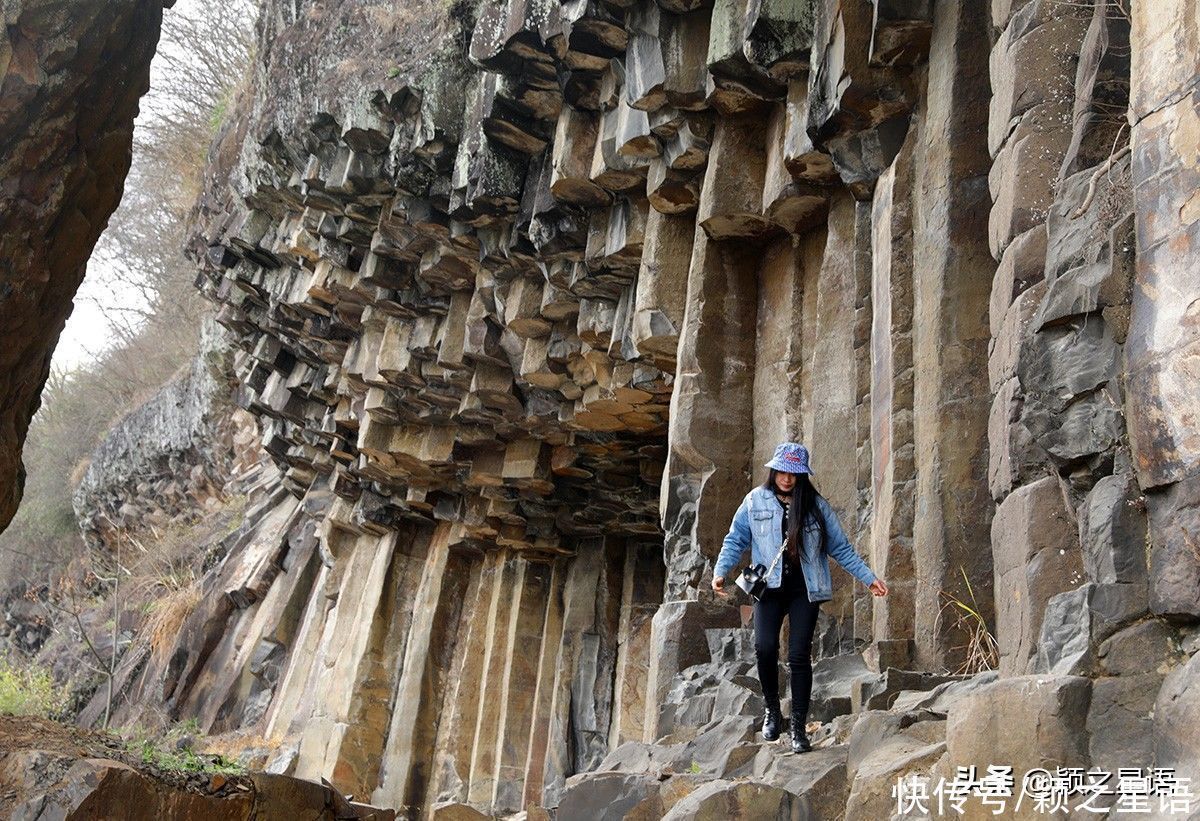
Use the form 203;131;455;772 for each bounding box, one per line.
765;442;811;474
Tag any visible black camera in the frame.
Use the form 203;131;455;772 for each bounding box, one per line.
735;563;769;601
733;538;787;602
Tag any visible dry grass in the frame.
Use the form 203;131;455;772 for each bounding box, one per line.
197;728;272;764
118;515;222;666
936;566;999;675
142;582;203;666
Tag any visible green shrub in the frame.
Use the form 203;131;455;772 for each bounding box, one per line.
132;738;245;775
0;655;68;718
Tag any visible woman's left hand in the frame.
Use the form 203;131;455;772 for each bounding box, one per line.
868;578;888;597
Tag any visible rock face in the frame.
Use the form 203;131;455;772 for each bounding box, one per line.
72;320;260;547
17;0;1199;816
0;0;168;531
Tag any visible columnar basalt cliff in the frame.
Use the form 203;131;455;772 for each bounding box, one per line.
34;0;1200;817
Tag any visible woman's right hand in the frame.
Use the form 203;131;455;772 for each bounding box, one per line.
711;576;728;598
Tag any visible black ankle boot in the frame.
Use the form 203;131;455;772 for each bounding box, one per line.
790;711;811;753
762;699;783;741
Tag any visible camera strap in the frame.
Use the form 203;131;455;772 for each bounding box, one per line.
762;536;787;578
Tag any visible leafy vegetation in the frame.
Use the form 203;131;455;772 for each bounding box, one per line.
0;654;68;718
122;718;246;776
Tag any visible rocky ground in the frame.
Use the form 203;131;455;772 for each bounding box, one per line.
500;621;1196;821
0;623;1014;821
4;621;1196;821
0;715;395;820
528;628;988;821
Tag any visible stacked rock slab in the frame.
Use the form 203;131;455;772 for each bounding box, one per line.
987;0;1137;667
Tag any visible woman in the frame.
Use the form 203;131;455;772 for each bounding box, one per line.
711;442;888;753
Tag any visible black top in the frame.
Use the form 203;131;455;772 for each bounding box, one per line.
775;494;807;597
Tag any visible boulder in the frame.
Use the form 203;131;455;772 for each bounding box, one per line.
665;714;758;777
991;476;1085;675
1017;316;1123;473
1033;582;1147;675
624;774;709;820
1146;476;1200;619
1087;673;1161;776
851;669;971;712
987;376;1049;502
889;671;1001;715
1097;618;1181;676
845;709;946;781
845;738;945;821
429;802;492;819
1079;473;1149;586
555;772;660;821
946;675;1091;820
660;779;807;820
1153;650;1200;786
810;652;875;722
751;744;849;818
594;741;681;778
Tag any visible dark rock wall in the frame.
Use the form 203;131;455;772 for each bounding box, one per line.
0;0;168;530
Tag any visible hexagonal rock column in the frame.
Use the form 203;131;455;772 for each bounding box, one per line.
373;524;474;811
659;115;762;601
609;541;667;749
1127;0;1200;620
800;191;866;633
868;126;918;647
909;0;995;671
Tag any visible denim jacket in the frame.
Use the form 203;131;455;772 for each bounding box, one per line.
713;486;877;603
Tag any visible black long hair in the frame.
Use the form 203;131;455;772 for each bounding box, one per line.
761;469;825;561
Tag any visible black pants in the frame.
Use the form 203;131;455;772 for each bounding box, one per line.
753;586;821;719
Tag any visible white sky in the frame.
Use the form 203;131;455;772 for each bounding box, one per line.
54;262;139;370
52;0;208;371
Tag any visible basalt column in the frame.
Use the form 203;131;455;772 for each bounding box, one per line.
290;525;409;792
645;113;764;742
801;191;869;644
1127;0;1199;784
753;95;832;470
428;551;508;806
373;524;473;813
1128;0;1200;622
661;113;763;601
464;554;526;807
481;557;554;812
643;105;772;739
609;540;667;749
868;128;918;649
541;537;628;807
909;0;995;672
986;0;1131;678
